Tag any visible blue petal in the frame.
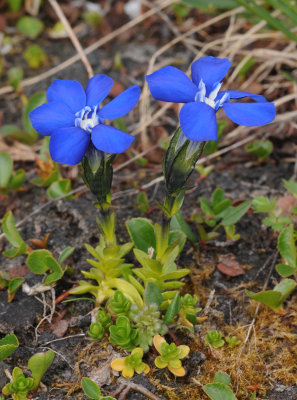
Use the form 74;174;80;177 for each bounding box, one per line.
85;75;113;107
29;102;74;136
191;57;231;94
47;80;86;113
99;85;140;119
223;101;276;126
91;124;134;153
49;127;90;165
179;102;217;141
146;66;197;103
217;90;267;103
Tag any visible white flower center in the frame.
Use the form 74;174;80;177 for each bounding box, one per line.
75;105;101;133
195;79;228;110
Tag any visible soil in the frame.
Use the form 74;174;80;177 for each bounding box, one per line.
0;2;297;400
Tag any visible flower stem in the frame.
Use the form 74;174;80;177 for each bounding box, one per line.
96;203;116;246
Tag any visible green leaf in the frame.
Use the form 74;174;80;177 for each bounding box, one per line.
81;377;102;400
246;279;296;312
7;67;23;90
219;200;251;226
58;246;75;265
274;279;297;303
245;140;273;161
17;16;44;39
126;218;156;253
263;215;291;232
168;230;186;254
200;197;214;217
252;196;277;213
28;350;55;389
233;0;297;43
203;382;237;400
0;333;19;362
46;179;73;199
9;169;26;190
213;371;231;386
8;0;23;12
278;225;297;267
43;256;64;285
1;124;37;145
3;242;28;258
27;250;63;284
136;192;149;213
23;92;47;143
182;0;238;10
144;282;163;309
23;44;47;69
247;289;282;312
164;292;181;324
170;212;196;242
0;153;13;188
283;179;297;198
1;211;27;251
8;277;24;302
275;263;296;277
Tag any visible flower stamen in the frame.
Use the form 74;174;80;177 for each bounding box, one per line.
75;105;100;133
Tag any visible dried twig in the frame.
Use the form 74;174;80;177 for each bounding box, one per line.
48;0;94;78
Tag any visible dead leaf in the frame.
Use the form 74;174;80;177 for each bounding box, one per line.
276;195;297;214
0;139;35;161
217;254;245;277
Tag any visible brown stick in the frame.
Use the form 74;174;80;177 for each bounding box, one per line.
48;0;94;79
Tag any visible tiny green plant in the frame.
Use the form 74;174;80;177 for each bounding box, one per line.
88;309;112;340
252;196;291;232
225;336;241;349
81;377;116;400
153;334;190;377
2;350;54;400
110;347;150;378
205;330;225;349
109;316;138;351
245;139;273;162
192;188;251;242
23;44;47;69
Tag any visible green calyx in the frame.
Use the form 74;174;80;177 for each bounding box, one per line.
109;316;138;351
163;128;204;196
82;145;115;205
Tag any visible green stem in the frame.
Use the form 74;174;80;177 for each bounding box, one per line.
96;205;116;247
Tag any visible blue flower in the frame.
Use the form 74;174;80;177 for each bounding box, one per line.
29;75;141;165
146;56;276;141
